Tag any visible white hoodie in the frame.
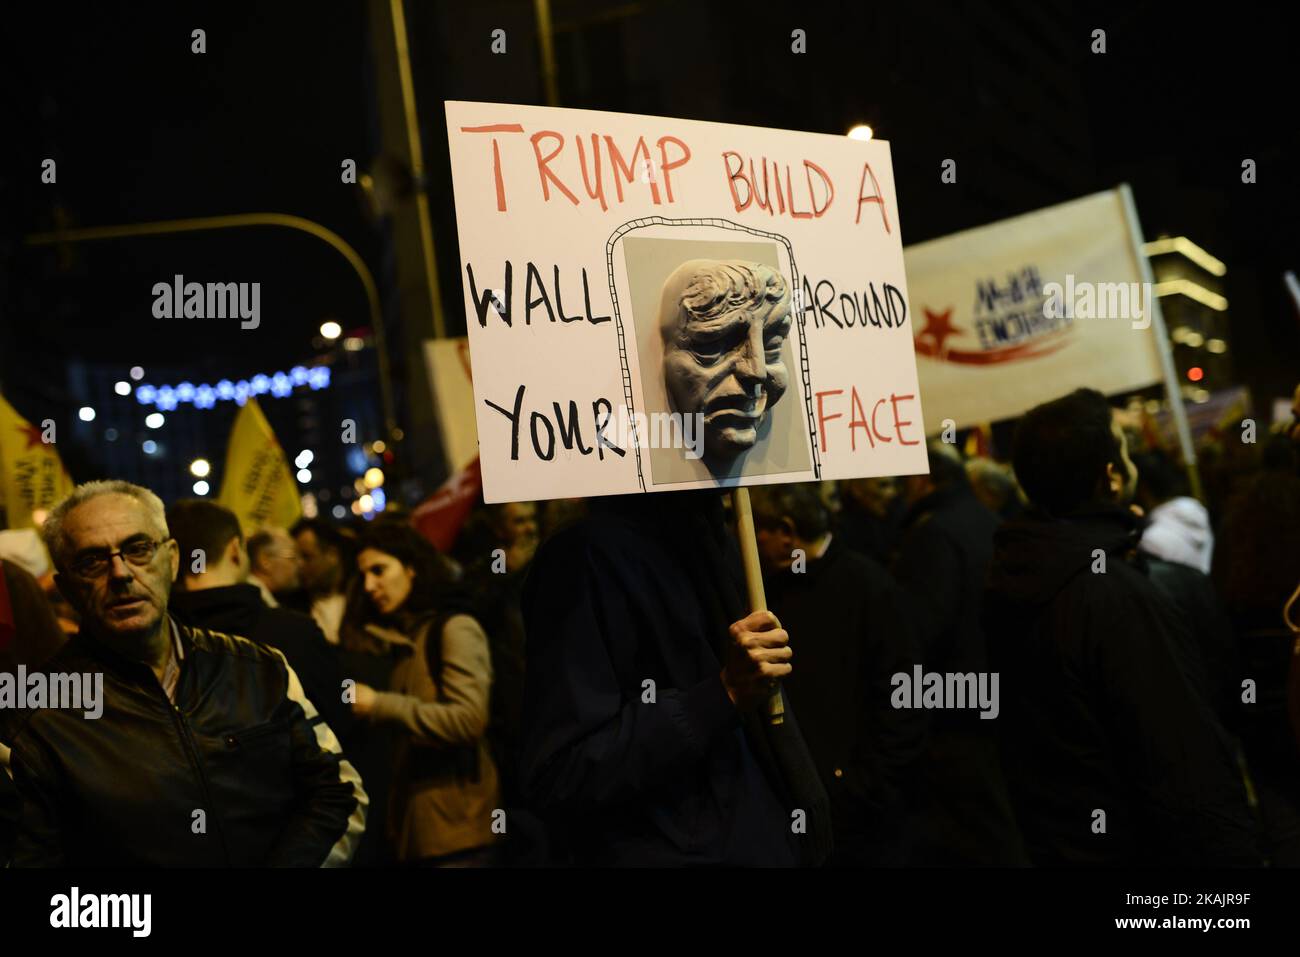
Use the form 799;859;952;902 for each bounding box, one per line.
1140;496;1214;574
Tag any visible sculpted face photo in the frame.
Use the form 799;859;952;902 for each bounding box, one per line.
657;259;793;469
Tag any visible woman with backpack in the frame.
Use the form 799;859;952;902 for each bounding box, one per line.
344;522;500;866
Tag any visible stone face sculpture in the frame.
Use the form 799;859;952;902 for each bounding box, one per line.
657;259;792;467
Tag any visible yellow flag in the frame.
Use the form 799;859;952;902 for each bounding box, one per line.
217;398;302;534
0;392;76;529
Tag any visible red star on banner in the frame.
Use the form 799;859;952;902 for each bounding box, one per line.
918;308;962;354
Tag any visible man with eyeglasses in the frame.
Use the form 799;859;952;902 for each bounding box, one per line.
248;526;304;609
5;480;367;866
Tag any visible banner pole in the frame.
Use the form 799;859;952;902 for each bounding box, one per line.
1117;183;1204;501
731;486;786;725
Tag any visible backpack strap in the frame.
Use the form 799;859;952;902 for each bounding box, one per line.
420;611;481;782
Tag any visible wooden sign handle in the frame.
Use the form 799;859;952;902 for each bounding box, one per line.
731;486;786;725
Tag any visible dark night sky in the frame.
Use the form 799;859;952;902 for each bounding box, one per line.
2;0;1296;490
5;2;376;376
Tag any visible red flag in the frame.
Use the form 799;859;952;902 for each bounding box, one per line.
411;457;482;553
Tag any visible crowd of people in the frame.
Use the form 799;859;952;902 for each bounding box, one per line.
0;384;1297;867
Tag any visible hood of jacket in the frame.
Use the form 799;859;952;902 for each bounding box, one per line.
987;503;1145;607
168;582;267;636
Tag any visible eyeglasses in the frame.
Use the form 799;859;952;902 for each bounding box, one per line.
69;538;169;579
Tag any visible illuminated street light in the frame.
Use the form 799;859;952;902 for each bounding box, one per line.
190;458;211;478
320;320;342;340
847;124;874;142
78;407;96;422
193;480;210;496
145;412;165;429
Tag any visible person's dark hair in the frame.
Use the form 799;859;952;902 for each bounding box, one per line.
290;516;358;585
1012;388;1123;515
349;521;457;621
1132;449;1188;503
291;517;350;555
167;499;242;575
245;529;281;569
749;483;830;541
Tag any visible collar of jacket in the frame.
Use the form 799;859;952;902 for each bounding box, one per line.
361;621;419;651
73;615;192;684
361;604;445;648
1055;500;1148;543
171;582;263;614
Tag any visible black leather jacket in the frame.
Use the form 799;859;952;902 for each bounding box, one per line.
6;619;367;866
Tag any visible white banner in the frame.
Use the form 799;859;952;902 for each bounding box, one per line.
904;188;1164;432
445;101;927;504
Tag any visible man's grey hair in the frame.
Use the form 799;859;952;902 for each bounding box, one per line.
42;480;170;570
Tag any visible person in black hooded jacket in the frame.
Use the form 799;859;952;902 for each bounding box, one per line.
986;389;1259;866
165;501;355;753
518;490;832;867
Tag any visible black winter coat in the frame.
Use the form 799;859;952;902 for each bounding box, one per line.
8;621;366;866
519;491;832;866
985;504;1260;866
893;483;1000;681
170;583;355;749
766;539;925;864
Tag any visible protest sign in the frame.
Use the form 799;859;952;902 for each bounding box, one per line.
445;101;927;504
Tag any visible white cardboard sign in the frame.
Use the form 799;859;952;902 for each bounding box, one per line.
445;101;928;504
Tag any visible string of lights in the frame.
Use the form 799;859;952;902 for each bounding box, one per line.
134;365;332;409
